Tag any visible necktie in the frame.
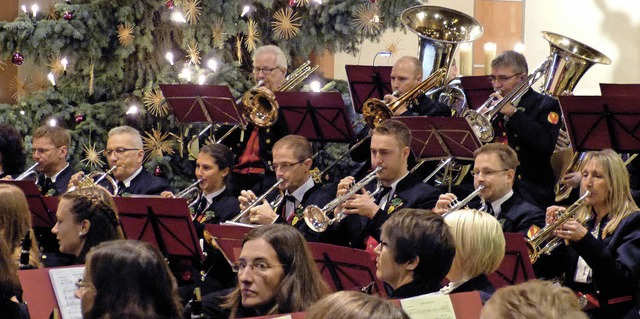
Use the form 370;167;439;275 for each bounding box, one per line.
375;186;392;204
195;197;209;222
116;181;126;196
487;204;496;217
284;195;297;223
40;177;53;195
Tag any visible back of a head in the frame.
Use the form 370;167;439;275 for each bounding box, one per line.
306;291;409;319
85;240;182;319
0;124;26;176
481;280;587;319
0;184;31;252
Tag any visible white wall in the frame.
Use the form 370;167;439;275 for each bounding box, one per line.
334;0;640;95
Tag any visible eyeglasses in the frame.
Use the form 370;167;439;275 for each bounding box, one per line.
232;260;284;274
488;73;521;83
471;169;509;178
253;66;280;75
33;147;59;154
270;159;306;172
103;147;140;157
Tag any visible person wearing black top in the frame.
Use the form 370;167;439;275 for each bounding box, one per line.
547;150;640;318
374;209;455;298
239;135;332;242
31;125;76;196
485;50;562;209
0;123;26;179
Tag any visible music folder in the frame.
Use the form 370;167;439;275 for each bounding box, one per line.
345;65;393;113
159;84;245;127
0;180;58;228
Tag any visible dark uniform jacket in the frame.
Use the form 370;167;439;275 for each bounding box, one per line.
36;165;75;196
449;274;495;304
191;188;241;225
564;211;640;318
114;168;172;195
493;192;545;234
503;88;561;209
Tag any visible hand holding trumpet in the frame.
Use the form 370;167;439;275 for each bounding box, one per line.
546;205;588;242
238;190;278;224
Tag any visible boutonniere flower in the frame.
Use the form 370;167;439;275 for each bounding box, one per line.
291;204;304;226
202;210;217;223
387;196;404;215
46;189;56;196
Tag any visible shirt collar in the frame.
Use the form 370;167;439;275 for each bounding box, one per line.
288;177;314;203
204;186;226;203
381;172;408;194
491;189;514;216
47;163;69;183
122;166;143;188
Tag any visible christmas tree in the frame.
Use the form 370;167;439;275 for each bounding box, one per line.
0;0;418;187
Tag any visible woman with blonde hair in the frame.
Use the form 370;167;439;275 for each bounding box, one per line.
0;184;41;269
306;291;409;319
547;149;640;318
441;209;504;302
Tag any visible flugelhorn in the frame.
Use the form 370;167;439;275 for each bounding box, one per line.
526;190;590;263
304;166;383;232
175;179;203;199
443;185;485;217
67;166;119;194
16;163;39;180
230;179;284;223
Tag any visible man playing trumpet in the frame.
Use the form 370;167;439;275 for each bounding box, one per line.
238;135;332;242
31;125;76;195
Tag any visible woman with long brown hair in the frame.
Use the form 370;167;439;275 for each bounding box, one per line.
0;184;41;269
547;150;640;318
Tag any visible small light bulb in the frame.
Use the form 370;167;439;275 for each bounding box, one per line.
179;67;192;82
165;52;174;65
313;0;322;4
171;11;186;23
20;110;25;115
310;80;321;92
378;51;392;57
21;5;27;13
206;59;218;72
31;4;39;17
241;5;251;17
48;118;57;127
198;74;206;85
61;57;68;71
126;105;139;115
47;72;56;86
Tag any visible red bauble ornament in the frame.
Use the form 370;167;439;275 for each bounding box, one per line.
288;0;297;6
11;52;25;66
63;11;73;21
154;165;163;177
75;114;85;123
166;0;175;9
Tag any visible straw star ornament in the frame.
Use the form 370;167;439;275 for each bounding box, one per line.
143;128;176;162
184;0;202;25
117;24;135;45
9;76;32;100
353;3;382;35
82;143;105;168
143;88;169;117
272;8;301;40
245;19;260;53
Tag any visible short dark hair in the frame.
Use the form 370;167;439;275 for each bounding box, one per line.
491;50;528;75
0;124;26;176
84;240;183;319
273;135;312;161
474;143;520;170
381;209;455;287
199;143;234;184
61;187;123;263
33;125;71;148
372;119;411;148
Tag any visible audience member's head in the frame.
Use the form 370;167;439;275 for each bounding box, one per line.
0;185;31;253
223;224;329;318
376;209;455;296
79;240;183;319
52;187;123;263
444;209;505;281
0;124;26;177
306;291;409;319
481;280;588;319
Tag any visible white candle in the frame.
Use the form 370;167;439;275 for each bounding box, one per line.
47;72;56;86
459;43;472;76
484;42;497;75
514;42;525;53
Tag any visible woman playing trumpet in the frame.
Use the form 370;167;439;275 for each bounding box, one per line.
546;150;640;318
163;143;239;224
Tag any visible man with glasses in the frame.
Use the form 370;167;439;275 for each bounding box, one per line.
69;125;171;195
238;135;331;242
31;125;76;195
433;143;544;234
226;45;289;196
484;50;561;209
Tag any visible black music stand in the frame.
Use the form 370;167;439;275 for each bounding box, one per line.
159;84;245;127
459;75;494;110
488;232;536;289
307;242;386;296
275;92;356;145
205;223;253;241
114;197;204;261
345;65;393;113
599;83;640;96
0;180;57;228
559;96;640;152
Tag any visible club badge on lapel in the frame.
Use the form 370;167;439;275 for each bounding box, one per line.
387;195;404;215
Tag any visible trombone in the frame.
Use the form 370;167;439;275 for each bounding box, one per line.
229;179;284;223
16;163;39;181
304;166;382;232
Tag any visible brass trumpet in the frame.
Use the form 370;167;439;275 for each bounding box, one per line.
526;190;590;263
303;166;383;232
16;163;39;181
443;185;485;217
67;166;119;195
175;179;203;199
229;179;284;223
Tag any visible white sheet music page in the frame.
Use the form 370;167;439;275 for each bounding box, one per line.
49;266;85;319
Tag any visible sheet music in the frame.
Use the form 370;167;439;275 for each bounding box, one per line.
49;266;85;319
270;315;292;319
221;221;259;228
400;293;456;319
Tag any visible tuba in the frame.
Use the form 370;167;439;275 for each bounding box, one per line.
538;32;611;202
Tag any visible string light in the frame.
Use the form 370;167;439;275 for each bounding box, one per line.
47;72;56;86
206;59;218;72
179;67;192;82
241;5;251;17
197;74;206;85
165;52;174;65
31;4;39;18
310;80;321;92
126;105;139;115
48;118;57;127
61;57;68;73
21;5;27;13
171;11;186;23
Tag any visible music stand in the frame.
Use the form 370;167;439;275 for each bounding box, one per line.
345;65;393;113
599;83;640;96
205;223;253;240
159;84;245;127
18;267;57;319
559;96;640;152
488;232;536;289
275;91;356;145
307;242;386;296
459;75;494;110
0;180;58;228
114;197;204;261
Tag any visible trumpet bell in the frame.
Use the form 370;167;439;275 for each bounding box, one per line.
462;109;494;143
303;205;330;232
240;87;279;127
